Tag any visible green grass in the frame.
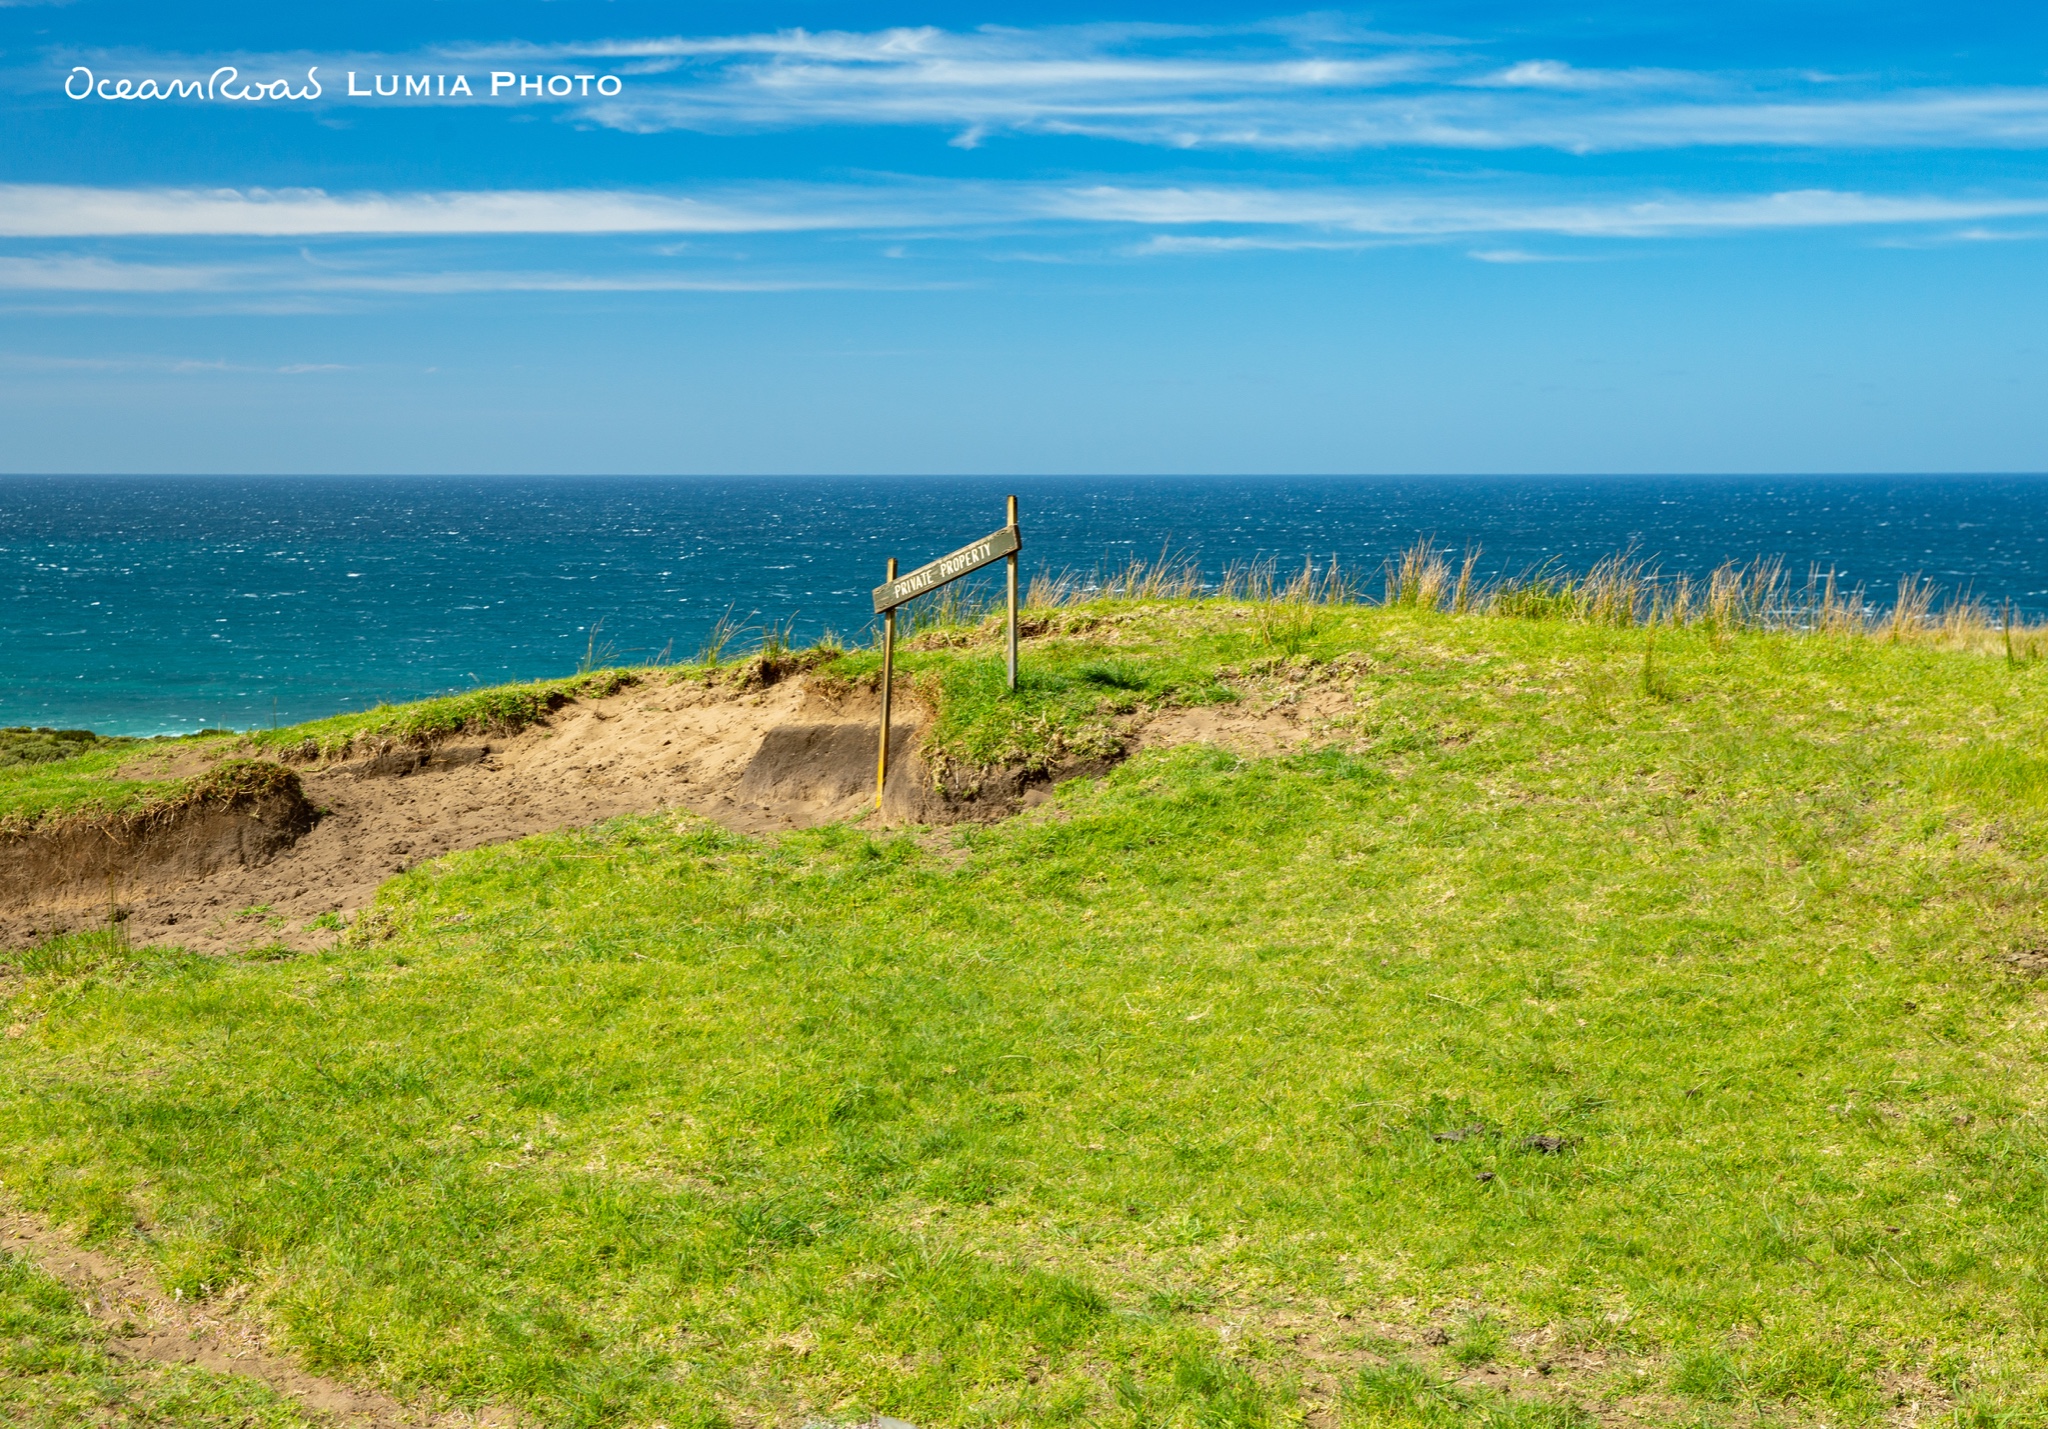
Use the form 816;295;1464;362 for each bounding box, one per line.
0;756;307;834
5;605;2048;1427
0;738;191;829
1344;1359;1591;1428
0;1251;321;1428
0;726;140;771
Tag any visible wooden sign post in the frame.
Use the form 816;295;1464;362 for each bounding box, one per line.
876;556;897;803
872;498;1021;809
1006;493;1019;693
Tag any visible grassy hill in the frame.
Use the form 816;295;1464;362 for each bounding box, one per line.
5;584;2048;1428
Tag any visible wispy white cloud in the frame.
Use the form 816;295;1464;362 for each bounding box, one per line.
1130;233;1395;254
1045;184;2048;238
1471;60;1699;93
521;25;2048;152
314;270;945;294
0;184;912;238
1872;225;2048;248
8;182;2048;256
0;351;351;374
1466;248;1586;263
0;254;228;289
0;238;967;297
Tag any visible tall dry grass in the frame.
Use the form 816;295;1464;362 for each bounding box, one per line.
991;536;2048;659
1021;550;1361;609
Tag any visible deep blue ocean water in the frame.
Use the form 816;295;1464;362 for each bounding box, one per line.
5;474;2046;736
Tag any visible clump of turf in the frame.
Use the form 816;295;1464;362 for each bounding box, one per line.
175;759;305;812
0;758;308;836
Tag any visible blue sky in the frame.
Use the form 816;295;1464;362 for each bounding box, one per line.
3;2;2047;474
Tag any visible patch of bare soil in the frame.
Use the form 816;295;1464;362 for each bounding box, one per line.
3;662;1357;956
1139;660;1360;758
2;1209;514;1426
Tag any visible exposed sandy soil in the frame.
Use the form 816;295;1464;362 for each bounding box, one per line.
1137;686;1354;757
2;667;1356;956
0;773;311;919
2;1209;515;1426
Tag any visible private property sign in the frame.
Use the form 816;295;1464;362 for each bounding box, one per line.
872;499;1022;811
871;525;1019;613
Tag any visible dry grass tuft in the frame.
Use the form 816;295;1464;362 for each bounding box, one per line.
886;536;2048;659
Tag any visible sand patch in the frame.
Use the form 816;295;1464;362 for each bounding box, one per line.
1139;684;1356;757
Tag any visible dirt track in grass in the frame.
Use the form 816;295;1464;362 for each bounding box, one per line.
2;671;1351;956
1;1210;517;1427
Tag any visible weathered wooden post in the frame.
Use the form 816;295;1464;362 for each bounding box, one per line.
869;511;1023;814
877;556;897;810
1006;494;1019;693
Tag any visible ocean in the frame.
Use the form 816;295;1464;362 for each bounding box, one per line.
5;473;2046;736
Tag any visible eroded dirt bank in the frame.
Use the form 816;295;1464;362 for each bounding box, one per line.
5;672;907;953
0;761;313;916
3;663;1353;955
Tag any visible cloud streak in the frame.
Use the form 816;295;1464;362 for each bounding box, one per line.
1047;185;2048;238
538;24;2048;152
561;28;2048;152
592;74;2048;155
0;351;350;374
7;181;2048;249
0;185;907;237
0;250;947;294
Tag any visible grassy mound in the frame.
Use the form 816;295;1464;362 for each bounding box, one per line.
0;745;200;833
0;727;139;771
0;754;311;837
2;600;2045;1427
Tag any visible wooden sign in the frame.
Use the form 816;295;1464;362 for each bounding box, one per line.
872;525;1019;613
874;497;1021;811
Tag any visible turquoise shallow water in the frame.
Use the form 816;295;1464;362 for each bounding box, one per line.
5;473;2046;736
